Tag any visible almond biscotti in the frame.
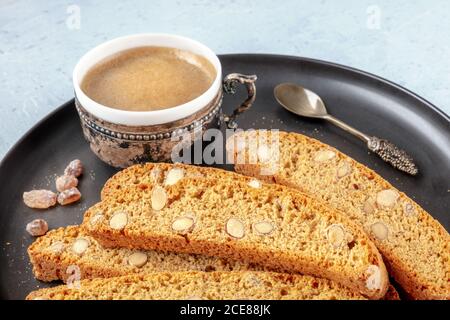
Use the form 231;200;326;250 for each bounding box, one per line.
28;225;400;300
227;130;450;300
28;225;264;282
82;178;388;299
27;271;367;300
100;162;267;200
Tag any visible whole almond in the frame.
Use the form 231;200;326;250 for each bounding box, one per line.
23;190;57;209
26;219;48;237
55;175;79;192
64;159;83;177
57;187;81;206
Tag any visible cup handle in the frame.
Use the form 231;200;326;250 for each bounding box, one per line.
222;73;257;129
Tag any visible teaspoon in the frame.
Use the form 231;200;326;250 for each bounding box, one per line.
274;83;418;175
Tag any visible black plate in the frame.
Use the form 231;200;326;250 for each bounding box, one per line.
0;54;449;300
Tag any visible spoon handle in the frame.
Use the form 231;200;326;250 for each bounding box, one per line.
324;115;371;143
324;115;418;176
367;136;418;175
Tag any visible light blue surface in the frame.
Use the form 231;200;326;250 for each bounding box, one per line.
1;0;449;159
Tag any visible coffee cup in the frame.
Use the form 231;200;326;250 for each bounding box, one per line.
73;33;256;168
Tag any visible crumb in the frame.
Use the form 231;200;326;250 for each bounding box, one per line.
43;173;58;188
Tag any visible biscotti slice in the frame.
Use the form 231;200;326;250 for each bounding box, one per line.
27;271;367;300
227;130;450;300
28;225;400;300
101;162;262;200
28;225;265;282
82;178;388;299
100;163;401;298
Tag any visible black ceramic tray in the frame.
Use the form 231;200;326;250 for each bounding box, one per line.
0;54;449;300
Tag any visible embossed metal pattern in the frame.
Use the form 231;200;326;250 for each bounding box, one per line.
368;137;419;175
75;96;222;142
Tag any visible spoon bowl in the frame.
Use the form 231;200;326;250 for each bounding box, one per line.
274;83;329;118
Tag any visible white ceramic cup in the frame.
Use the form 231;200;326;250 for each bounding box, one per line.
73;33;257;167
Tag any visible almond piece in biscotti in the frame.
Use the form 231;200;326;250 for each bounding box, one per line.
376;189;399;208
314;150;336;162
128;252;148;268
337;162;352;178
226;218;245;239
325;224;345;248
172;216;195;234
150;167;161;183
371;222;389;240
248;179;262;189
48;241;64;254
164;168;184;186
89;213;104;227
253;221;274;235
363;199;376;215
109;211;128;230
151;186;167;211
403;202;416;216
365;265;382;291
72;238;89;255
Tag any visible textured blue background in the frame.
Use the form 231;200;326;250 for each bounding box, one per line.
1;0;449;159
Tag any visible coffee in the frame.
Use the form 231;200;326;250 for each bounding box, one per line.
81;46;216;111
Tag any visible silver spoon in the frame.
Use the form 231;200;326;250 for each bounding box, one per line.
274;83;418;175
